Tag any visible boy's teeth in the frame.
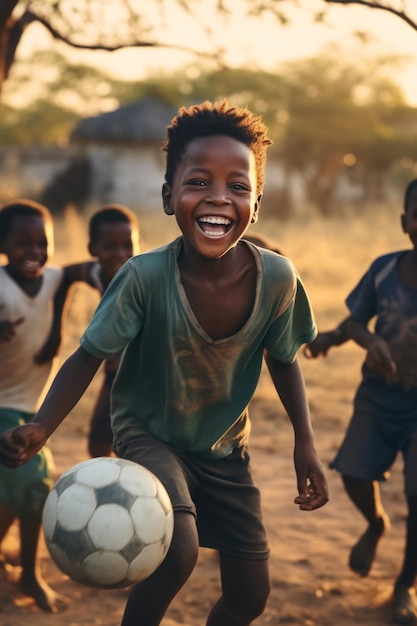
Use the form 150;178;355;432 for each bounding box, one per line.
199;216;231;225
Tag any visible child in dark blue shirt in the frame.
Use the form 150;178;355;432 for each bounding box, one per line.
330;177;417;625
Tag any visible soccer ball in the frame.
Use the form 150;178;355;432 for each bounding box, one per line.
42;457;174;589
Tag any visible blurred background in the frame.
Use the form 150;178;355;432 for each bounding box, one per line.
2;0;417;219
1;7;416;623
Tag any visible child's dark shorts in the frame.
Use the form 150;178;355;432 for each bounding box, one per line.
0;408;54;514
330;387;417;496
114;431;270;560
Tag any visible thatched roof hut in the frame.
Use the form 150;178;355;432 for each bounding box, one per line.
69;97;178;210
71;98;177;146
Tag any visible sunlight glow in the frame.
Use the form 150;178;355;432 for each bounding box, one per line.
14;1;417;105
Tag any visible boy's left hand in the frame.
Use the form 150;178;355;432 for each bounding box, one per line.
293;442;329;511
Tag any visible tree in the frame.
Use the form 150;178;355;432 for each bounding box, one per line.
323;1;417;32
3;47;416;212
0;0;20;86
2;1;417;97
268;47;417;212
0;0;224;95
247;0;417;32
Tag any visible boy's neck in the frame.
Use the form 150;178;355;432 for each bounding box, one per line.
177;240;257;340
5;264;43;297
178;238;245;281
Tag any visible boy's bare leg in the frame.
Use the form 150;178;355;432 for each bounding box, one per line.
121;512;199;626
0;503;15;569
206;554;270;625
392;495;417;625
19;513;69;613
0;502;15;543
342;475;390;577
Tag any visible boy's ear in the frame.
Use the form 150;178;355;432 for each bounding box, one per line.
87;241;96;257
250;194;262;224
162;183;174;215
401;213;408;233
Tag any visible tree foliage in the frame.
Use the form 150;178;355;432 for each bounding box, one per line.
277;50;417;211
323;1;417;32
1;1;417;95
3;47;417;212
246;0;417;32
0;0;225;93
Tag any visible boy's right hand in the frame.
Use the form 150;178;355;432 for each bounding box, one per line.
365;337;396;378
0;423;47;467
303;331;335;359
0;317;25;342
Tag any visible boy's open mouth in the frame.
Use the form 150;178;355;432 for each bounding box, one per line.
198;216;232;238
23;260;42;271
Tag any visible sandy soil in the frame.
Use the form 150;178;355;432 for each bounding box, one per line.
0;361;410;626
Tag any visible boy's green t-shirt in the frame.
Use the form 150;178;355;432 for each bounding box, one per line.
81;238;316;458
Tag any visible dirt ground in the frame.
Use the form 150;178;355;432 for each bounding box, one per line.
0;366;410;626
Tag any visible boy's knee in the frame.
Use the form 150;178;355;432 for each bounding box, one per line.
163;512;199;580
168;534;199;577
224;581;270;621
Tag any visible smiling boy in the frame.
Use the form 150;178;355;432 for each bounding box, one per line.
0;100;328;626
0;200;68;613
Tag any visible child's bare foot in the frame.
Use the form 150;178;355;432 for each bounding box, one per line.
349;515;390;577
392;586;417;625
20;575;69;613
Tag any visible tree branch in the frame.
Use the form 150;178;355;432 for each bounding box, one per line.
0;0;19;32
4;11;35;78
23;9;225;63
324;0;417;31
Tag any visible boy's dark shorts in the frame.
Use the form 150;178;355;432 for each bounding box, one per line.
330;389;417;496
114;431;270;560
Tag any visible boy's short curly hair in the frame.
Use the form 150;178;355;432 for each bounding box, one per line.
88;204;139;245
162;99;272;196
0;199;52;243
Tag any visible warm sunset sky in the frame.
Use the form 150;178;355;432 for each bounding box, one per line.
18;1;417;104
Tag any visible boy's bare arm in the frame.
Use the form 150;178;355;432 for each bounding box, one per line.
34;281;72;363
35;263;96;363
264;352;329;511
0;347;102;467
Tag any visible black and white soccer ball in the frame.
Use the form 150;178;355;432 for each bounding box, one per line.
42;457;174;589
